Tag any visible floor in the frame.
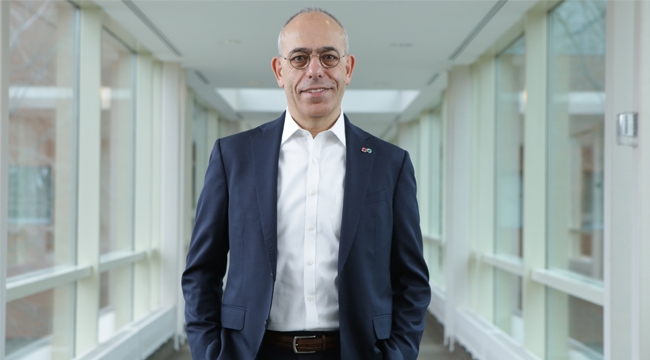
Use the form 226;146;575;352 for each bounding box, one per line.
148;314;474;360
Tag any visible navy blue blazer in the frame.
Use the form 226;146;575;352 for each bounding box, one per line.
182;114;431;360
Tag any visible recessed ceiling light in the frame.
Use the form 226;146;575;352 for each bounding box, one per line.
218;39;241;45
390;42;412;48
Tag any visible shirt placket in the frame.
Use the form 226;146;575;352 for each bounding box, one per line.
303;133;322;328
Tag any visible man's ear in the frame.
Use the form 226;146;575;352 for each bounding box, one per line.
272;57;285;88
344;54;356;85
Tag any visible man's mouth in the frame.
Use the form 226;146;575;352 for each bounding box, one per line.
302;88;328;93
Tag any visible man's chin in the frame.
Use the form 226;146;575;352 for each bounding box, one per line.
296;105;338;120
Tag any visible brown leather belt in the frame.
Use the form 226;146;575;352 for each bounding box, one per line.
263;331;340;354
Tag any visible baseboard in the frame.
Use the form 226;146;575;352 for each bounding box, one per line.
428;290;541;360
74;306;176;360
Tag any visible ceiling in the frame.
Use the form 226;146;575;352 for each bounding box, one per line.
94;0;538;139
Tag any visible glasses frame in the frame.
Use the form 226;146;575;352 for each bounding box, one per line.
281;49;348;70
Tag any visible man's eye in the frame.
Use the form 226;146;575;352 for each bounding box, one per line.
322;54;338;61
292;55;307;62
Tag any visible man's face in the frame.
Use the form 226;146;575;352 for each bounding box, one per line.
272;12;355;122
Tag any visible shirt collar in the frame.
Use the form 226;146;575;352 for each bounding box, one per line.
281;108;347;146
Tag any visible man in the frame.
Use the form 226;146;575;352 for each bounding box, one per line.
182;7;431;360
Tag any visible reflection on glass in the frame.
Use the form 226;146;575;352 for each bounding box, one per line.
98;266;133;343
100;30;135;255
5;286;74;359
495;36;525;258
547;0;605;281
547;288;603;359
7;0;77;277
494;269;523;343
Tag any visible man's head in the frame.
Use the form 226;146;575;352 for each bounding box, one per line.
272;8;355;127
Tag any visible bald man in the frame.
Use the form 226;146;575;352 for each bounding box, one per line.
182;7;431;360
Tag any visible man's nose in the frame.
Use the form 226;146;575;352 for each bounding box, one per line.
306;55;324;78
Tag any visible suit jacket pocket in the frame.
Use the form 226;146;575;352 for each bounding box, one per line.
372;314;392;340
364;189;386;205
221;304;246;330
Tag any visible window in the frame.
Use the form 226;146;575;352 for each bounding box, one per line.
495;36;526;258
494;269;523;343
99;29;135;255
493;35;525;335
98;28;136;342
5;286;75;359
6;0;77;278
5;2;79;356
546;0;606;358
547;289;603;359
98;266;133;343
547;0;606;283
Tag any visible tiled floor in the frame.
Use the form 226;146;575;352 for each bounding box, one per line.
148;314;473;360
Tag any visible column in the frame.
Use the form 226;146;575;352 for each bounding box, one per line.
637;1;650;357
604;1;636;359
469;55;495;321
52;5;75;359
160;62;185;345
75;5;102;355
134;54;154;320
523;8;550;359
443;65;472;345
0;2;11;357
149;60;163;311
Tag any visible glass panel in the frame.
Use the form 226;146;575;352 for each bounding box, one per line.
547;288;603;359
7;0;77;277
98;266;133;343
494;269;523;343
494;36;525;258
429;243;445;289
547;0;606;281
100;29;135;255
5;286;74;359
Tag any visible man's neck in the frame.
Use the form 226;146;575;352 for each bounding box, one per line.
291;112;340;138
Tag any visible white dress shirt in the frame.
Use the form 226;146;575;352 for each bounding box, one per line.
267;109;346;331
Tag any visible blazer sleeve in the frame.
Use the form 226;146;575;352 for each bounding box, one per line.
182;139;230;360
386;151;432;359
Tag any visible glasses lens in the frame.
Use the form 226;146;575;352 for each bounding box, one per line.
289;52;310;69
320;51;340;67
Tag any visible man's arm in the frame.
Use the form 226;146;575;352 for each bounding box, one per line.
387;151;432;359
182;139;230;360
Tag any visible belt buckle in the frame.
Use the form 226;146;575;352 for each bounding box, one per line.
292;335;316;354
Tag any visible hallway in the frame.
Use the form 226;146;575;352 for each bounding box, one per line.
148;314;472;360
7;1;650;359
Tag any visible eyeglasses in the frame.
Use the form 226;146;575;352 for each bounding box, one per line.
281;49;347;70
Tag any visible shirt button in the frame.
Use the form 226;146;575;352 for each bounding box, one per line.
307;260;313;266
309;191;316;196
307;296;313;302
307;225;314;231
311;158;317;163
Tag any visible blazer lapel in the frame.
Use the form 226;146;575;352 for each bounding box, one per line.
250;114;284;279
338;117;376;275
